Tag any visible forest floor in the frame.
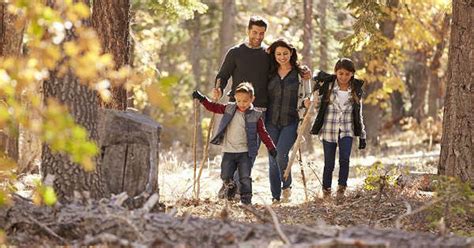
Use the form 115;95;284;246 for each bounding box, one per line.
157;127;473;237
5;123;474;246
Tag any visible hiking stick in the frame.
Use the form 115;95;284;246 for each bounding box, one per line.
283;91;317;181
297;147;309;201
192;99;198;196
195;81;221;199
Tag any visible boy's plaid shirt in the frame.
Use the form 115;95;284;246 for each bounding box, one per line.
318;82;366;143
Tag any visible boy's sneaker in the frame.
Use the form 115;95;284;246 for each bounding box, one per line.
226;183;237;200
240;194;252;205
271;198;280;205
282;188;291;202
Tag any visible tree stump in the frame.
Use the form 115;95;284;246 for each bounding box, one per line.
98;109;161;206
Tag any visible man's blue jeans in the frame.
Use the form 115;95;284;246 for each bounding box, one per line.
322;136;353;190
222;152;252;198
266;121;298;201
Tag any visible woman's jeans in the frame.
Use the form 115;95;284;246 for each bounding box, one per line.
322;136;353;190
266;122;298;200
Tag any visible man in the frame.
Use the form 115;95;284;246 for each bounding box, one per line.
213;16;311;199
213;16;270;111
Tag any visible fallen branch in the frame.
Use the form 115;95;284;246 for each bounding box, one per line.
395;198;441;229
240;204;271;223
263;204;291;244
26;214;66;244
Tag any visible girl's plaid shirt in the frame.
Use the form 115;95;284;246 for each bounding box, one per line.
318;82;366;143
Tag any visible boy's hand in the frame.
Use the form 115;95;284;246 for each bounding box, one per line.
192;90;206;102
269;149;277;158
358;139;366;150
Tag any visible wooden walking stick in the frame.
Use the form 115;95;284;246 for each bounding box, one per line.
192;99;198;196
195;80;221;199
297;147;309;201
283;91;318;181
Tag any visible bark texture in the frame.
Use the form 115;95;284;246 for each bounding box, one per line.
92;0;130;110
438;0;473;186
0;2;24;162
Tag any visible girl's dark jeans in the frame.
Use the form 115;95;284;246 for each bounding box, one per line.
322;136;353;190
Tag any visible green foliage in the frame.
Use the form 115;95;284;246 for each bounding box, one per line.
359;161;398;191
32;179;58;206
427;176;474;234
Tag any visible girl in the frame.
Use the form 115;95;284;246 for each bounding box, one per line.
310;58;367;201
266;39;311;203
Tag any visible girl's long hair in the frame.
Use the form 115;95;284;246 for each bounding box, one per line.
268;38;302;79
325;58;360;103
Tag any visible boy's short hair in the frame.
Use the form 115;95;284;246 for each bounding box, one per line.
248;16;268;30
235;82;255;97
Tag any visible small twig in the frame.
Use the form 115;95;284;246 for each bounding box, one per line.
263;204;291;244
26;214;66;244
395;198;442;229
108;213;146;241
140;193;159;213
375;214;398;225
239;204;271;223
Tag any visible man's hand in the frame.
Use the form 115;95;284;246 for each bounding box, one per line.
358;139;366;150
301;65;312;80
212;88;222;100
192;90;206;102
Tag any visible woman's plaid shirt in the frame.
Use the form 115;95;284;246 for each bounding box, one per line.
317;82;366;143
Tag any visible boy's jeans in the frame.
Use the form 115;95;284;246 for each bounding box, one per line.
221;152;252;200
233;108;266;193
322;136;353;190
266;121;298;201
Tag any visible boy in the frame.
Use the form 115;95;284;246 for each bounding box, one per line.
193;82;277;205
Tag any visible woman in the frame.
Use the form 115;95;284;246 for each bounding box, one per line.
266;38;311;203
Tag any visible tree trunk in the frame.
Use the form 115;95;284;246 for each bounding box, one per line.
302;0;314;153
364;0;399;144
428;14;451;118
91;0;130;110
407;51;429;122
219;0;235;63
438;0;473;186
318;0;329;71
41;0;105;202
0;2;24;162
41;71;105;201
189;15;204;155
389;91;404;126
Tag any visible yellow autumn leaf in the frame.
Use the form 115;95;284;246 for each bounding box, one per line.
72;2;90;19
146;84;174;112
64;41;79;57
42;186;57;206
